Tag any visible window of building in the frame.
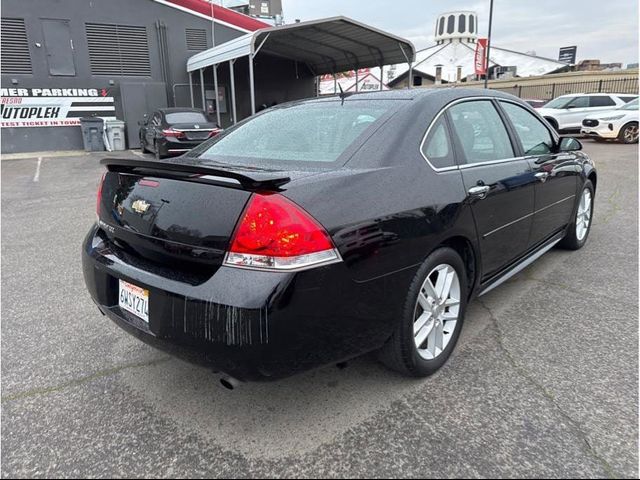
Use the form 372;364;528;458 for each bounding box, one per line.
1;17;32;74
186;28;207;51
469;15;475;33
458;14;466;33
448;100;515;164
438;17;445;36
422;116;456;169
589;96;616;107
500;101;553;155
447;15;455;34
86;22;150;76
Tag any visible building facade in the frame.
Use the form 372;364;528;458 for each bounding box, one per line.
0;0;267;153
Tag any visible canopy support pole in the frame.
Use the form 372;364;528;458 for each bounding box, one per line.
199;68;205;108
398;42;413;90
229;59;237;125
212;64;221;127
249;54;255;115
355;69;359;92
379;65;384;90
334;73;337;94
189;71;194;107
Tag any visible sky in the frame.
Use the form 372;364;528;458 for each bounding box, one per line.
280;0;639;66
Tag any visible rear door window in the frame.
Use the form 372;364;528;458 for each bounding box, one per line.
589;96;616;107
421;116;456;169
448;100;515;164
499;101;554;155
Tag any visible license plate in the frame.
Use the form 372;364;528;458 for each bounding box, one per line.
118;280;149;323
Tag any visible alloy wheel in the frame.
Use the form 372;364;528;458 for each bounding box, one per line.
413;264;461;360
576;188;592;241
624;125;639;143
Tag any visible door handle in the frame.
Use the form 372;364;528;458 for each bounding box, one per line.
468;185;491;199
534;172;549;182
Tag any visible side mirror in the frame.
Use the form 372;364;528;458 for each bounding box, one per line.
558;137;582;152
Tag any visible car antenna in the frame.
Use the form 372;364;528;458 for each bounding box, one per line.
338;83;346;105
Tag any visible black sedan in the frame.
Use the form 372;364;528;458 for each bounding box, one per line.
84;89;596;387
139;108;221;159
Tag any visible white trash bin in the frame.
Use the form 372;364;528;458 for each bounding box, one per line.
104;119;126;151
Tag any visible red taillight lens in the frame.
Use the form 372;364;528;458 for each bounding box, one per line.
224;193;340;270
208;128;222;138
162;128;185;139
96;172;106;217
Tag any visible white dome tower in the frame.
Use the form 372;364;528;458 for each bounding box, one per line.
434;11;478;44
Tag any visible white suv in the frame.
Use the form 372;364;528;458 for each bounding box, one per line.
581;98;639;144
536;93;637;132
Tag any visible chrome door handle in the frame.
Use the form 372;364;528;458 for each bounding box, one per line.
534;172;549;182
468;185;491;199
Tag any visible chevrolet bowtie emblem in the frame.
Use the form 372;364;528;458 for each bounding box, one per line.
131;199;151;214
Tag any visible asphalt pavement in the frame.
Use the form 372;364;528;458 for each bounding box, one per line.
1;141;638;478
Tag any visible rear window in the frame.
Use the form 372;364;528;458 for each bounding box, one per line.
165;111;208;124
193;101;393;165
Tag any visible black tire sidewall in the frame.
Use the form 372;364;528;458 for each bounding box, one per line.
399;247;468;377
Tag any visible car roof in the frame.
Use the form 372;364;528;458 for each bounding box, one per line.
288;87;521;106
555;92;638;98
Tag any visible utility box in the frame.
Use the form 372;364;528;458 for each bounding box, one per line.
104;119;126;151
79;117;105;152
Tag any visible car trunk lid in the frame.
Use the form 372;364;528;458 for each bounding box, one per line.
97;158;306;276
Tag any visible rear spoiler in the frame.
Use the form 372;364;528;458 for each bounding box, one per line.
101;158;291;191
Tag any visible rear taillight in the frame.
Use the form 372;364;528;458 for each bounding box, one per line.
224;193;341;271
208;128;222;138
162;128;186;139
96;172;106;218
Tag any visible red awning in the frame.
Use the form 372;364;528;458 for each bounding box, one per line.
166;0;270;32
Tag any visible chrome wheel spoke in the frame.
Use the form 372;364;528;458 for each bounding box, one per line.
414;311;432;335
417;292;431;312
415;316;435;348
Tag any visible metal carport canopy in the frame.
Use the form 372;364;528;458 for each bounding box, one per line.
187;16;416;74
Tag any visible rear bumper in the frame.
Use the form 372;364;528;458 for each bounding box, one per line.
82;224;406;381
158;139;204;156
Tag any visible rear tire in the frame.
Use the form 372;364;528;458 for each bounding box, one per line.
559;180;594;250
378;247;468;377
618;122;639;144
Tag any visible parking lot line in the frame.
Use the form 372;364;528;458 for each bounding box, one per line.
32;157;42;182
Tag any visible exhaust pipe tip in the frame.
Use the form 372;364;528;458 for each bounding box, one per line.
219;375;242;390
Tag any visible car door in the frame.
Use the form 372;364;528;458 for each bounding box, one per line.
446;99;537;280
560;96;590;129
498;100;580;247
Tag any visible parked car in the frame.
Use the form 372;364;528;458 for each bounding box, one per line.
581;98;639;143
84;89;596;386
139;108;222;159
523;98;547;109
536;93;637;133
